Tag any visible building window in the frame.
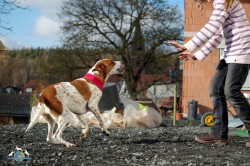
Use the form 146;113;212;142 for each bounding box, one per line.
179;60;183;70
26;88;33;93
219;48;224;59
218;40;250;90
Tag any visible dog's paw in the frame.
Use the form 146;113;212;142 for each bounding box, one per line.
66;143;76;148
48;138;61;144
103;130;110;137
79;133;87;141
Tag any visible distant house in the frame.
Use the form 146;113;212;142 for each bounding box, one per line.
118;65;182;106
183;0;250;114
23;80;46;94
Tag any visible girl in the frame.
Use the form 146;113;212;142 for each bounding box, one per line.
169;0;250;147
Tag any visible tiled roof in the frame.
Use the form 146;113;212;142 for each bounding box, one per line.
0;40;7;51
0;94;31;117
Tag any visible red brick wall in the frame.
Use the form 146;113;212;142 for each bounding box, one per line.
182;0;250;114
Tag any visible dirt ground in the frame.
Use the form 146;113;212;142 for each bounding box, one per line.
1;122;250;166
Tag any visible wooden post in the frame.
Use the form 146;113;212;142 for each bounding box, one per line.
173;83;177;126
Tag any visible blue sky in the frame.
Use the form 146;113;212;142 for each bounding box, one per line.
0;0;184;50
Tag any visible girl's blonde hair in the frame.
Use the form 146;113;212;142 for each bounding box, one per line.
225;0;238;11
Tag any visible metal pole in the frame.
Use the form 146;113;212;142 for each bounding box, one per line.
173;83;177;126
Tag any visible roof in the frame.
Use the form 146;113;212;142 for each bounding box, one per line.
0;40;7;51
0;94;31;117
140;73;170;83
23;80;46;93
24;80;39;88
107;75;122;82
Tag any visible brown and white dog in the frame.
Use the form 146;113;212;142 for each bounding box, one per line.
25;59;124;147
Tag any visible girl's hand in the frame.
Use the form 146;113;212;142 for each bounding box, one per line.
168;41;187;51
179;51;198;61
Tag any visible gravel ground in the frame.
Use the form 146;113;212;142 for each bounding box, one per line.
1;123;250;166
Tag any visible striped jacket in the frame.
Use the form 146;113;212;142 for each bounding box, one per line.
184;0;250;64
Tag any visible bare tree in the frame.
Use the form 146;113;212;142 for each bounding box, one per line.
36;48;113;83
0;0;26;34
59;0;183;99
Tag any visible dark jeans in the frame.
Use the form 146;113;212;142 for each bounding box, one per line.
209;59;250;139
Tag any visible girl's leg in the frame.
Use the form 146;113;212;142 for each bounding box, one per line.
224;63;250;133
209;60;229;140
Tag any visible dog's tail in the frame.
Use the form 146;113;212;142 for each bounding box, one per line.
25;101;45;132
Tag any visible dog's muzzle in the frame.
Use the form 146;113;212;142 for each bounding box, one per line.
117;61;125;74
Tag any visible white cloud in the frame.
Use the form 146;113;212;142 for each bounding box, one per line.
32;15;60;38
22;0;62;43
1;0;63;49
22;0;63;17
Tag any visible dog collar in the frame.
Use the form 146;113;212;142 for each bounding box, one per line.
83;73;104;91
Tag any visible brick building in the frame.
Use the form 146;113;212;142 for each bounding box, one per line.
182;0;250;114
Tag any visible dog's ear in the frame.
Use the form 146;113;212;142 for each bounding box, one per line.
93;63;106;73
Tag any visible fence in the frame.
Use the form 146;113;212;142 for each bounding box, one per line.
0;94;32;124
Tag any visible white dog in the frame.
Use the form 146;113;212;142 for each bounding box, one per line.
29;106;124;137
25;59;124;147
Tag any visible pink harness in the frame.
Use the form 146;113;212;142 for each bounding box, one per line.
83;73;104;91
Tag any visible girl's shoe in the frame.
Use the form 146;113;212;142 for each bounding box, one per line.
195;135;228;145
